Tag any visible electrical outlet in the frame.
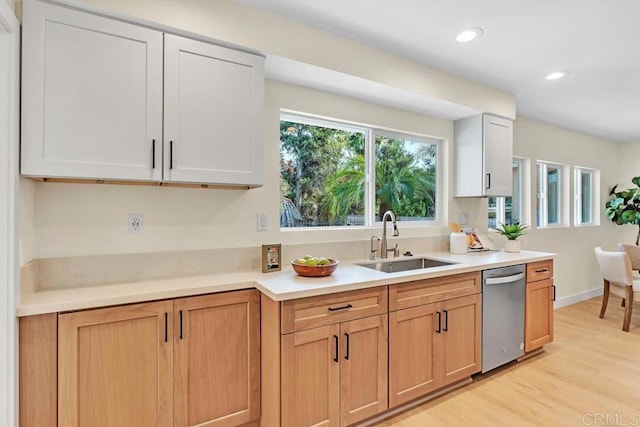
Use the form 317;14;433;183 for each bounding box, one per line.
128;213;143;234
257;213;269;231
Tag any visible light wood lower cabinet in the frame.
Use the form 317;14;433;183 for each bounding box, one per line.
389;293;481;408
58;300;174;427
525;260;554;352
53;290;260;427
281;314;388;427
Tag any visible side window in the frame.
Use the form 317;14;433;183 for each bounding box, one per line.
537;161;567;227
574;167;599;226
488;158;525;228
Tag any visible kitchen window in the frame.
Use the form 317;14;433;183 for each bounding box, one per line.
280;113;440;228
488;158;526;228
574;167;599;226
536;161;568;227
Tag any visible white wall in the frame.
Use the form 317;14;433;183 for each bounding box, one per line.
511;117;621;299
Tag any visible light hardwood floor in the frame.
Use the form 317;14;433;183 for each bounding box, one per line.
376;296;640;426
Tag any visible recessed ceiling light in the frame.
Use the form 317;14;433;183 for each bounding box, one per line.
545;71;569;81
456;28;483;43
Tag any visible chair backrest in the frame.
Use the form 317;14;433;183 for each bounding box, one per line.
595;247;633;287
617;243;640;272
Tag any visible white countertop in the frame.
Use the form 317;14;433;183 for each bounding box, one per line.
18;250;555;316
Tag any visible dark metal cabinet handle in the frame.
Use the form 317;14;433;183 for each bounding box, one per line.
328;304;352;312
333;335;339;363
552;285;556;302
151;139;156;169
486;173;491;189
170;140;174;169
443;310;449;332
436;311;441;333
179;310;183;340
535;268;549;273
344;333;350;360
164;312;168;343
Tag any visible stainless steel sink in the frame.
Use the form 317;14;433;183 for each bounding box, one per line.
356;257;456;273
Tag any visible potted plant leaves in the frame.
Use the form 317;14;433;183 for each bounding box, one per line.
493;222;528;253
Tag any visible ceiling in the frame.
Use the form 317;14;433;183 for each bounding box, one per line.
239;0;640;142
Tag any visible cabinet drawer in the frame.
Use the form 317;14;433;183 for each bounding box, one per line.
281;287;388;334
526;260;553;282
389;272;481;311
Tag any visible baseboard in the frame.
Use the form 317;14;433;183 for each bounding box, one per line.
554;287;603;309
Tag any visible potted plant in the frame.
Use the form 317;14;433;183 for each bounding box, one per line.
493;222;528;253
605;177;640;245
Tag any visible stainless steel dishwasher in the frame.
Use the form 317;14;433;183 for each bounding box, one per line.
482;264;526;373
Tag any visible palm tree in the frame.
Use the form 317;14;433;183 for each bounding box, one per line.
324;145;436;222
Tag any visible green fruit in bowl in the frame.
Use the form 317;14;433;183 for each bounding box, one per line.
304;258;319;266
318;257;330;265
303;255;313;260
295;258;306;264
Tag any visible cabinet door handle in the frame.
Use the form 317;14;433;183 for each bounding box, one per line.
436;311;441;333
443;309;449;332
333;335;339;363
552;285;556;302
344;333;350;360
151;139;156;169
179;310;183;340
164;312;168;343
169;140;174;169
328;304;352;312
485;173;491;189
535;268;548;273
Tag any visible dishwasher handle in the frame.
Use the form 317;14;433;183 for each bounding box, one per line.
485;272;525;285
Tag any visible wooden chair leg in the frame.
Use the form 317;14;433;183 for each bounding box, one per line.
599;280;610;319
623;286;633;332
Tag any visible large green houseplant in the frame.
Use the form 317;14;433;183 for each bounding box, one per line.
606;177;640;245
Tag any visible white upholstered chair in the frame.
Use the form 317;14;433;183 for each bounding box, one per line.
595;247;640;332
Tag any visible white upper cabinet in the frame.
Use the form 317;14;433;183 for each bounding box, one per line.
20;0;265;187
454;114;513;197
21;0;163;181
163;35;264;186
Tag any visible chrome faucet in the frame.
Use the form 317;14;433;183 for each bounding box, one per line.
380;210;399;259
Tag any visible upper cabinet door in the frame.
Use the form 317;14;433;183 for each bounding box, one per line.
163;34;264;187
482;115;513;197
21;0;163;181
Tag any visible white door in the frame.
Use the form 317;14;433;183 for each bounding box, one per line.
0;1;19;425
21;0;163;181
483;115;513;197
163;34;264;186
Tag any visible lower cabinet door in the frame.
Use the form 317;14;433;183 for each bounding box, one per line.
58;300;173;427
174;289;261;427
340;315;388;426
440;294;482;385
525;279;554;351
281;325;340;427
388;302;440;407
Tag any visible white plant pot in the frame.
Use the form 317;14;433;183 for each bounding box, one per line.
504;240;521;253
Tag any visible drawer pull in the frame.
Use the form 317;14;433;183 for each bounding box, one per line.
333;335;339;363
436;311;442;333
443;309;449;332
164;312;168;343
535;268;548;273
328;304;353;312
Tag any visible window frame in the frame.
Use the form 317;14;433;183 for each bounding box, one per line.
487;157;528;229
536;160;569;228
573;166;599;227
279;111;444;229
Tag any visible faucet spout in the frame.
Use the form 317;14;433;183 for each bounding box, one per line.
381;210;399;259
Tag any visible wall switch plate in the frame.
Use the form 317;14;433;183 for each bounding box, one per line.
128;213;143;234
257;213;269;231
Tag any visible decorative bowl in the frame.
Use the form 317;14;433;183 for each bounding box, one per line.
291;259;339;277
